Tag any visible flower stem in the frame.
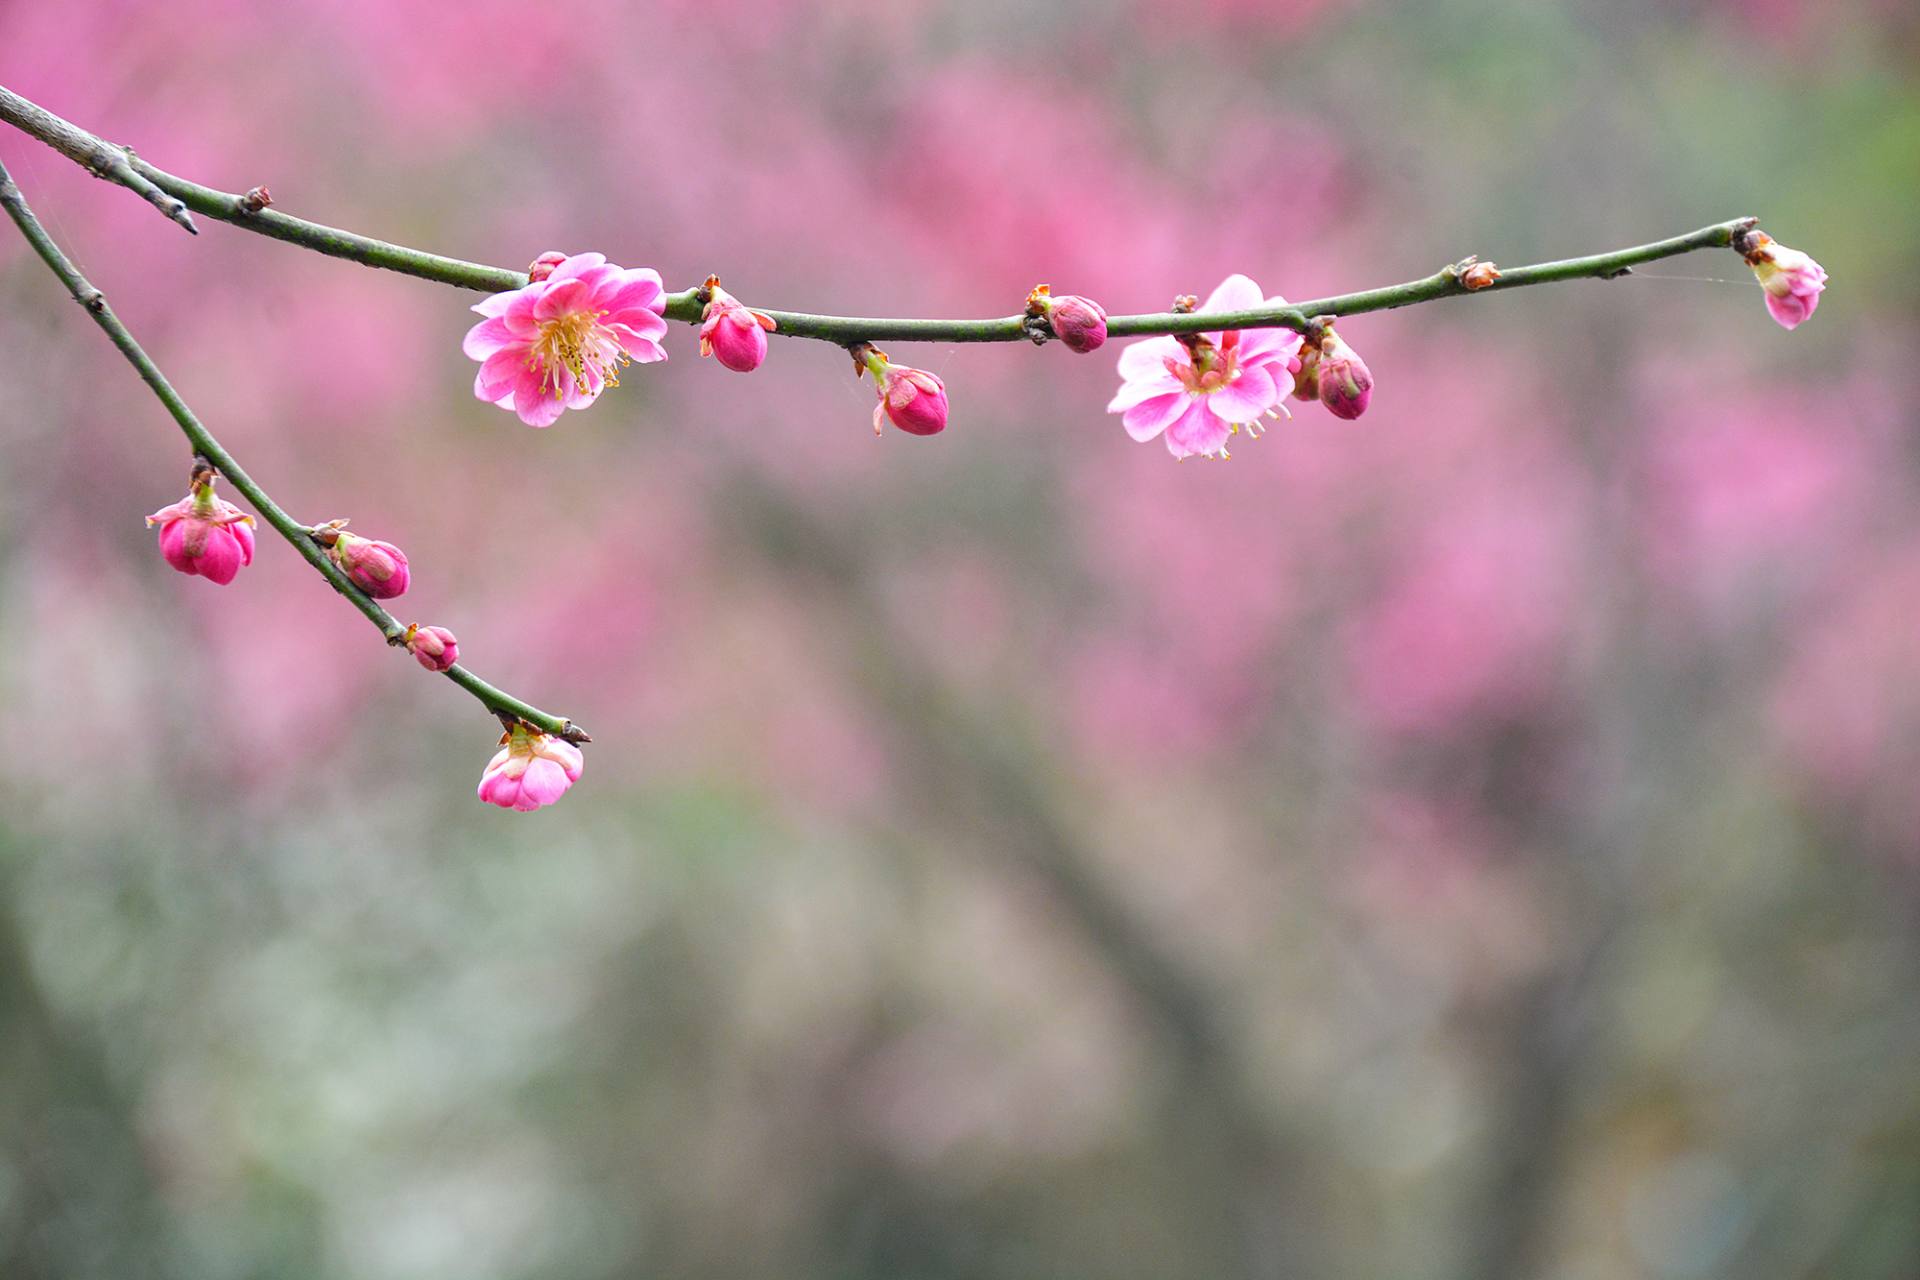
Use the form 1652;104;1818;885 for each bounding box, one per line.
0;83;1753;348
0;155;587;745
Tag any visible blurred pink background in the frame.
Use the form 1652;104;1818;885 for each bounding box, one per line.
2;2;1917;1278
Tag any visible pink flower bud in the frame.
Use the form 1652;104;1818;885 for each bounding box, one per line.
405;624;459;672
1316;328;1373;420
145;469;256;586
478;723;583;812
1743;233;1827;330
526;251;569;283
861;348;949;436
1046;293;1109;354
329;532;411;599
698;280;777;373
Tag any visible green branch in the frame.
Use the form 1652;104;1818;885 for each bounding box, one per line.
0;155;588;745
0;84;1753;349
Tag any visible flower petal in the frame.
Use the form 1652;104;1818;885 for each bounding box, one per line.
597;268;665;315
1106;372;1183;413
517;757;574;808
539;739;585;780
475;347;526;402
514;374;568;428
196;528;244;585
1207;365;1279;423
547;252;607;284
1236;323;1304;367
462;316;517;360
1122;392;1191;443
471;288;519;318
503;286;544;335
1764;289;1815;330
1116;336;1185;382
1201;274;1265;316
1165;400;1232;459
533;278;590;323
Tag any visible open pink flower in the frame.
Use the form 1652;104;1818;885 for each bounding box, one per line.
477;723;583;812
1106;275;1303;459
465;252;669;427
699;279;777;373
146;469;256;585
1743;233;1827;330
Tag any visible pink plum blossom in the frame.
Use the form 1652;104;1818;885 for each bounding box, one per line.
477;723;584;812
465;252;669;427
1106;274;1303;459
146;469;256;586
1315;326;1373;420
1742;233;1827;330
404;624;459;672
861;347;949;436
698;279;776;373
328;532;410;599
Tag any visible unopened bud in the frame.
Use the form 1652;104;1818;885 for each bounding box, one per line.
861;347;949;437
698;278;777;373
329;532;411;599
1741;232;1827;330
144;468;256;586
1028;284;1109;354
526;251;569;283
1316;327;1373;421
1459;261;1501;291
404;623;459;672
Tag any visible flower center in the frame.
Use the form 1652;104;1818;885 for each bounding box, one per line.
531;309;627;399
1168;331;1241;395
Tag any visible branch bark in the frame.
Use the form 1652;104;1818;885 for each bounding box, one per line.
0;84;1755;348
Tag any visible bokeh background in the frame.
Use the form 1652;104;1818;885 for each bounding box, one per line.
3;2;1918;1277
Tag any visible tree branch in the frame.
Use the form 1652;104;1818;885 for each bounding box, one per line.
0;84;1755;347
0;87;196;233
0;155;588;745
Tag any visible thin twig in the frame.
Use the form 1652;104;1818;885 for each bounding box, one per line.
0;155;588;745
0;83;1755;346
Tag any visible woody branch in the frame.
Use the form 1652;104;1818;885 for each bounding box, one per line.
0;84;1753;347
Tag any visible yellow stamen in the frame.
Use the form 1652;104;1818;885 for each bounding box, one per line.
530;308;628;400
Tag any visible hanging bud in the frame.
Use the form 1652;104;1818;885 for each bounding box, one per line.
313;524;411;599
478;722;584;812
698;276;777;373
1027;284;1108;354
404;623;459;672
858;345;949;436
525;251;569;283
1740;231;1827;330
145;461;256;586
1315;326;1373;420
